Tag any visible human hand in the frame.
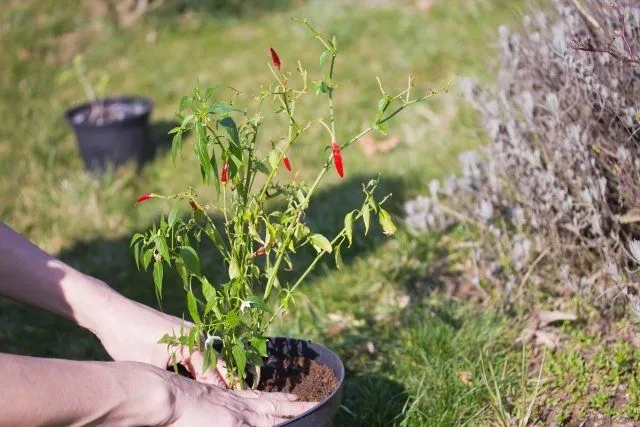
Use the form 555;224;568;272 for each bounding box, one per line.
160;369;316;426
93;288;229;387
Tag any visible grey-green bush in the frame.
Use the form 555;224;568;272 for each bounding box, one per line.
405;0;640;311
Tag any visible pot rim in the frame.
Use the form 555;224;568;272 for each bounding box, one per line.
64;95;154;129
267;336;345;426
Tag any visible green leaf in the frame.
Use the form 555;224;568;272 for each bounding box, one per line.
208;103;239;115
201;277;216;303
250;336;268;357
153;261;163;301
194;137;213;184
188;325;200;352
179;95;191;112
309;233;332;253
187;290;201;324
142;248;154;270
378;208;397;236
228;259;239;280
335;244;344;270
171;132;183;164
202;346;217;374
219;116;240;146
232;341;247;379
226;311;240;328
130;233;143;247
157;333;174;345
168;205;179;228
133;242;141;269
320;49;329;68
179;246;200;275
363;205;371;235
268;150;279;170
255;160;270;175
156;236;170;263
245;295;271;313
344;212;353;247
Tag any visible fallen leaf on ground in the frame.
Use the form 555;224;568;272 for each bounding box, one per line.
536;310;577;327
535;330;560;349
458;371;473;386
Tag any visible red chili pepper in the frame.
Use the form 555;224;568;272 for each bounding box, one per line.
283;156;292;172
189;201;198;212
331;141;344;178
135;193;153;204
253;246;266;257
221;161;229;183
270;47;281;69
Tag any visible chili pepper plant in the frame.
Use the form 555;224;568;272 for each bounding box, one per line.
131;19;449;389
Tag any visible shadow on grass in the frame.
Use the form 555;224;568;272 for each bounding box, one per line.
153;0;302;19
1;173;414;355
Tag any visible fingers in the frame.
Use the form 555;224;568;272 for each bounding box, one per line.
176;347;228;388
231;389;299;401
240;412;288;427
244;397;317;418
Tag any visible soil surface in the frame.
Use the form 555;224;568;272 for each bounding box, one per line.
169;357;338;402
71;100;147;125
258;357;338;402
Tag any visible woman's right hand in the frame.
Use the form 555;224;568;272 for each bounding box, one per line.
152;365;316;427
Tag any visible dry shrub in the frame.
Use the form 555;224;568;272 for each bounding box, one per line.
405;0;640;312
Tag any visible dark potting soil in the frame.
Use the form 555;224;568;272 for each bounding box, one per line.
169;357;338;402
258;357;338;402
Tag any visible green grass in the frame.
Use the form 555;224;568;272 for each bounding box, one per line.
0;0;533;425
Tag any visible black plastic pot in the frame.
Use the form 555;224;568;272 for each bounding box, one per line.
265;337;345;427
64;96;154;173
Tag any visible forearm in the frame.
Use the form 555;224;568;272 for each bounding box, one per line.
0;223;124;336
0;353;170;427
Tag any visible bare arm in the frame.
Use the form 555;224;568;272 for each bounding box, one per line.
0;354;168;426
0;222;314;426
0;222;114;336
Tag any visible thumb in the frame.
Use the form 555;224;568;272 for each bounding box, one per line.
179;347;229;388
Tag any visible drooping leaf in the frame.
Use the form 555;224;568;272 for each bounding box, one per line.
156;236;170;263
363;205;371;235
179;246;200;275
335;244;344;270
133;242;141;269
344;211;353;247
188;325;200;352
201;277;216;303
142;248;154;270
187;290;201;324
171;132;183;163
378;208;396;236
228;259;239;280
319;49;329;68
309;233;332;253
153;261;163;301
168;205;179;228
232;341;247;379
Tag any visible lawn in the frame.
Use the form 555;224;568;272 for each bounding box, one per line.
0;0;534;425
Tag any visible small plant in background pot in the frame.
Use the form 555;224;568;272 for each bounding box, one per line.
61;55;155;173
131;19;449;424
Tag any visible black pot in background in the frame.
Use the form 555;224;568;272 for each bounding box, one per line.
65;96;154;173
265;337;345;427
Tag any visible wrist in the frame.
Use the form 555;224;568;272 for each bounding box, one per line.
111;361;176;426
